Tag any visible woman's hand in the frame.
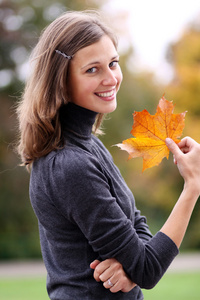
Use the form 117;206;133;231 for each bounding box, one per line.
166;137;200;194
90;258;137;293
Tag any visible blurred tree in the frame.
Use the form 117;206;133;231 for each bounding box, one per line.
166;24;200;117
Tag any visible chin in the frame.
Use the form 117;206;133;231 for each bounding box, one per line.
101;101;117;114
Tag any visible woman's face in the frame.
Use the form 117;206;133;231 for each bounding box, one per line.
68;35;123;114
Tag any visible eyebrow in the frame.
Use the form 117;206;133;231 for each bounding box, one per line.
81;55;119;70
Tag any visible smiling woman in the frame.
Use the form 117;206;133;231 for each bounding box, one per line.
16;9;200;300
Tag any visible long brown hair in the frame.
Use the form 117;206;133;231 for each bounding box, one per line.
17;10;118;166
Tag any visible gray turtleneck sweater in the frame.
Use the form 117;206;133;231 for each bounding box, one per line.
30;103;178;300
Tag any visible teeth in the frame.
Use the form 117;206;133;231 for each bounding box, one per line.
97;90;114;97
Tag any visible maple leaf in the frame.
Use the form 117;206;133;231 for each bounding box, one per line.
117;96;186;172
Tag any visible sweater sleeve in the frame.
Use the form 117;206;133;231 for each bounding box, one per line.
48;150;179;289
134;208;153;243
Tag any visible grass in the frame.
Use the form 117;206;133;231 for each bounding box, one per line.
143;272;200;300
0;272;200;300
0;277;48;300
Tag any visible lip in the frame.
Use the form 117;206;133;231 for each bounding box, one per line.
95;89;116;101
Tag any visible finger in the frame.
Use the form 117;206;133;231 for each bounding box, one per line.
103;278;116;290
104;278;136;294
93;268;102;282
106;278;124;293
94;258;116;280
98;259;121;282
99;267;114;282
178;136;197;150
180;147;189;154
165;138;182;157
93;260;110;282
90;260;101;270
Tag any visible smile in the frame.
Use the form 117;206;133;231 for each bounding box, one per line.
96;90;115;98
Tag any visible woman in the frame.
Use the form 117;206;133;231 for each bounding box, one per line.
17;10;200;299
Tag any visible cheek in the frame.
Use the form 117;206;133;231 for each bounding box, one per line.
72;78;88;97
82;80;98;94
116;69;123;91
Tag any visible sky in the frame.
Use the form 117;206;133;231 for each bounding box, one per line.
103;0;200;83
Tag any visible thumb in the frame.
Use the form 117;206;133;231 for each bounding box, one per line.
165;138;181;156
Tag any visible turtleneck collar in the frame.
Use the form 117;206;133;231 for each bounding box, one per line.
60;103;98;139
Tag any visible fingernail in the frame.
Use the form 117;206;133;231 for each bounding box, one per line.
165;138;172;145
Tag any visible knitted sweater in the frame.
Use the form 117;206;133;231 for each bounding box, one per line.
30;103;179;299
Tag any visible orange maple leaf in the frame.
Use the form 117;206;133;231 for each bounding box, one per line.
117;96;187;172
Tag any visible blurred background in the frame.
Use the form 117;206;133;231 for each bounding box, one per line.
1;0;200;262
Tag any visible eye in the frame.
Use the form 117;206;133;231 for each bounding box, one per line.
86;67;97;74
109;60;119;68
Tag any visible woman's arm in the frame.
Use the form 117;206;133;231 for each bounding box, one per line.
91;137;200;290
160;137;200;248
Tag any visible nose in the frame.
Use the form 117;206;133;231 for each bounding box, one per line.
102;69;118;86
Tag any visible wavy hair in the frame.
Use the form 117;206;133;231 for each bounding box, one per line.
17;10;118;167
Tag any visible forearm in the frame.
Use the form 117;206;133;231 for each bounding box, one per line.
160;182;199;248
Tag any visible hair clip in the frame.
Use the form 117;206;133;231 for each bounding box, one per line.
55;49;73;59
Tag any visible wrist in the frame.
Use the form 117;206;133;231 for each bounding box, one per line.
183;180;200;200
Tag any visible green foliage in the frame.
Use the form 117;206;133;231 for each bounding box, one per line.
167;26;200;116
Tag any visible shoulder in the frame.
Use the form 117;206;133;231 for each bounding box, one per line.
31;145;106;199
32;136;111;184
47;144;103;179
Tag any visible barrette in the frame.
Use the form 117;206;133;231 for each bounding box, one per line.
55;49;73;59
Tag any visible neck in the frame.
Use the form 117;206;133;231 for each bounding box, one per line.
60;103;98;138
